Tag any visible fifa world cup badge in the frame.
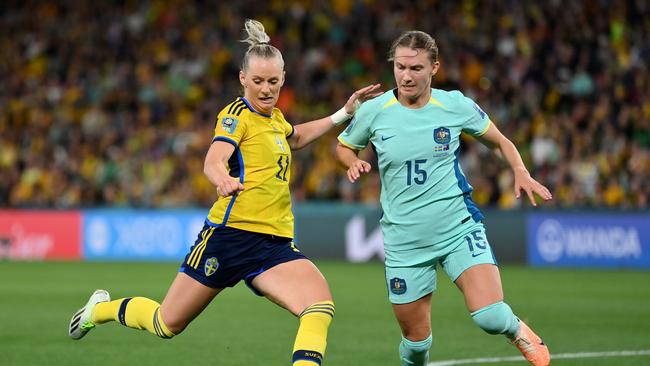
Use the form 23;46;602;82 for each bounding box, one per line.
221;117;239;134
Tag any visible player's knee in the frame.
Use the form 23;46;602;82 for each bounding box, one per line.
398;319;432;342
299;300;335;324
161;318;184;337
162;322;182;337
470;301;519;335
157;309;183;338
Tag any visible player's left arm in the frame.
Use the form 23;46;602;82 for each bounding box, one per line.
287;84;382;150
476;122;553;206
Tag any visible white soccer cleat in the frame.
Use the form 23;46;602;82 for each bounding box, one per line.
69;289;110;340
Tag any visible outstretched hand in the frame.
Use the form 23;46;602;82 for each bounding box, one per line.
514;168;552;206
344;84;383;114
346;159;372;183
215;176;245;198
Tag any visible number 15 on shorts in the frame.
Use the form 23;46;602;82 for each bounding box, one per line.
464;229;487;257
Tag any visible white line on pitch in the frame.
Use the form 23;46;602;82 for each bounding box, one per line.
428;350;650;366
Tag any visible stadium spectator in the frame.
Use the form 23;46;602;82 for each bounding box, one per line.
0;1;648;208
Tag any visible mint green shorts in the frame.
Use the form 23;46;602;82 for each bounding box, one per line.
385;225;497;304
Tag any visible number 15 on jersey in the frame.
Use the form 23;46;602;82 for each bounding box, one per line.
406;159;428;185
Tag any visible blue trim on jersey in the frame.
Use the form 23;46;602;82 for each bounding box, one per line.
490;246;498;266
453;146;484;222
204;218;224;228
243;267;266;296
211;136;245;226
244;267;265;281
240;97;272;118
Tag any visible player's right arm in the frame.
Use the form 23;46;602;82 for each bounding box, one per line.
204;104;248;198
336;144;371;183
204;142;245;197
335;97;378;183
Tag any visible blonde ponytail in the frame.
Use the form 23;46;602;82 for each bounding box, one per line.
242;19;271;49
240;19;284;71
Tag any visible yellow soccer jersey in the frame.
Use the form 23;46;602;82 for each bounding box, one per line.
206;97;295;238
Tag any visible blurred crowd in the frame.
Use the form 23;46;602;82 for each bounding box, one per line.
1;0;648;209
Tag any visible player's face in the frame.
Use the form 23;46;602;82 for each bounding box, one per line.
393;47;439;103
240;56;285;114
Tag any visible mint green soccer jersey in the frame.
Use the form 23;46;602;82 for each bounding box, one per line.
338;89;491;266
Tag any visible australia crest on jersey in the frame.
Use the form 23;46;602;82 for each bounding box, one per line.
433;127;451;153
390;277;407;295
221;116;239;134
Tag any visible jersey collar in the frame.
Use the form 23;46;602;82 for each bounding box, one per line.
240;97;272;118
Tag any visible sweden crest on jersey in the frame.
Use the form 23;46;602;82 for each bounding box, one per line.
204;257;219;276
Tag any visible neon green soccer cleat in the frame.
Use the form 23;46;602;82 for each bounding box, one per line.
69;289;110;340
511;320;550;366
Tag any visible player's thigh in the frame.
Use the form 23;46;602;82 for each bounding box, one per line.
252;258;332;315
455;264;504;312
441;224;501;311
385;264;437;305
386;265;436;340
392;293;433;341
441;224;497;282
160;272;223;333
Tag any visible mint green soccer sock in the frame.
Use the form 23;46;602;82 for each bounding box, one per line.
399;334;432;366
470;301;520;339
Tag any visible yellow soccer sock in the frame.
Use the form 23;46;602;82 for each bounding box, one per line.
91;299;120;324
292;301;335;365
92;297;175;339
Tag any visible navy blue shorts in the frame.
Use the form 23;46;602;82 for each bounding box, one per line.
179;223;307;295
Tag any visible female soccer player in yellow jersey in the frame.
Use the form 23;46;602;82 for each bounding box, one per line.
69;19;381;366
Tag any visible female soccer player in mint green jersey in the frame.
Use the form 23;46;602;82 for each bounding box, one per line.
69;19;381;366
337;31;552;366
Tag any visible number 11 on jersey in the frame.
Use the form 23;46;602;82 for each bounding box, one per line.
276;155;290;181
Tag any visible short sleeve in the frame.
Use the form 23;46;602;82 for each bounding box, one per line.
459;95;491;137
213;109;247;145
337;102;374;150
274;108;295;138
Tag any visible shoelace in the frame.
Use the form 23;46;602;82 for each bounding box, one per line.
514;336;536;354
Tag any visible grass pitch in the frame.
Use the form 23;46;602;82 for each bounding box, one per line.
0;261;649;365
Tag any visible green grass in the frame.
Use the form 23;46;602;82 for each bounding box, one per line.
0;261;649;365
